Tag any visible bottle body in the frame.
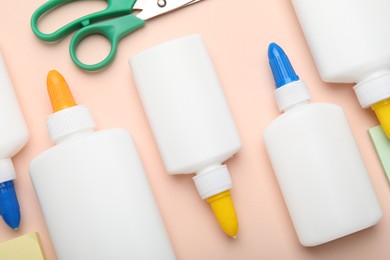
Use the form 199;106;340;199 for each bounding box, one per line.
291;0;390;138
291;0;390;82
264;103;382;246
130;35;241;174
0;52;29;229
30;129;175;260
0;53;29;158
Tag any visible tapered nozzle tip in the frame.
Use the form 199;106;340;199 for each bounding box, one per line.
47;70;77;112
268;42;299;88
372;99;390;138
207;190;238;238
0;181;21;230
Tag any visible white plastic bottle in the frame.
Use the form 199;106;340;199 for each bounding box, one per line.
29;70;175;260
291;0;390;138
0;53;29;230
264;43;382;246
129;35;242;238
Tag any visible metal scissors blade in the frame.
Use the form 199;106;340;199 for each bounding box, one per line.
134;0;205;21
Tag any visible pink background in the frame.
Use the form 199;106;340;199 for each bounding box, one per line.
1;0;389;259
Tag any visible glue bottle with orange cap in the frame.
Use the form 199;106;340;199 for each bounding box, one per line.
29;70;175;260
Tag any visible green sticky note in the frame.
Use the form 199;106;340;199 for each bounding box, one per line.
369;125;390;182
0;232;46;260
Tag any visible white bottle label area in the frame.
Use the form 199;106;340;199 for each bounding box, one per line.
264;103;382;246
30;129;175;260
291;0;390;83
130;35;241;174
0;54;29;158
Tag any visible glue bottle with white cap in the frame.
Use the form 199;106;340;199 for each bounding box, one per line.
129;35;242;238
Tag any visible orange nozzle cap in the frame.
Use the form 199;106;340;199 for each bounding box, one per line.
47;70;77;112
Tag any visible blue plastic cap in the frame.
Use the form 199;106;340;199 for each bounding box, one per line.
0;180;21;230
268;42;299;88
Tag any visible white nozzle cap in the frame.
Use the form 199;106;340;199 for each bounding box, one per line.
193;164;233;199
274;80;311;111
0;159;16;183
354;73;390;108
46;105;96;144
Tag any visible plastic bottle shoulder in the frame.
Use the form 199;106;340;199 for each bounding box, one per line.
30;128;133;167
266;103;343;131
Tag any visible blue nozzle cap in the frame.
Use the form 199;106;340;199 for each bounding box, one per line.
268;42;299;88
0;181;21;230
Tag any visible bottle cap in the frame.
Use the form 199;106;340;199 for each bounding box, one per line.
354;73;390;108
354;72;390;138
0;159;20;230
268;42;300;88
193;164;238;238
371;98;390;138
268;43;311;111
206;190;238;238
193;164;232;199
0;180;20;230
46;70;95;143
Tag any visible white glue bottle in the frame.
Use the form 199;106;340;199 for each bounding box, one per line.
291;0;390;138
129;35;242;238
263;43;382;246
0;53;29;230
29;70;175;260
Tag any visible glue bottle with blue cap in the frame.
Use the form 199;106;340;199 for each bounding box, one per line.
263;43;382;246
0;53;29;230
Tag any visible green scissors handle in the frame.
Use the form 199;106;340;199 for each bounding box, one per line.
31;0;145;71
70;14;144;71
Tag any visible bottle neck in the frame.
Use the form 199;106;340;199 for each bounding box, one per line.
46;105;96;145
354;70;390;108
54;128;95;145
193;163;232;200
274;80;311;112
195;163;223;176
356;69;390;84
283;100;310;112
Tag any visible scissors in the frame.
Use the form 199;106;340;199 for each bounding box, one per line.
31;0;204;71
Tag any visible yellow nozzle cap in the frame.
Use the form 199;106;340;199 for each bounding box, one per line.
47;70;77;112
372;98;390;138
206;190;238;238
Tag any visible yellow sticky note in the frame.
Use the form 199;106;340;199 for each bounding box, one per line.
369;125;390;182
0;232;46;260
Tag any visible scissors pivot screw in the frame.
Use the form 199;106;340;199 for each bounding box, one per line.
157;0;167;7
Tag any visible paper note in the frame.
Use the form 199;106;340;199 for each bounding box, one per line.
0;232;46;260
369;125;390;182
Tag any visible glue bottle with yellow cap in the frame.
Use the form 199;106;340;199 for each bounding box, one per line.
29;70;175;260
129;35;241;238
291;0;390;138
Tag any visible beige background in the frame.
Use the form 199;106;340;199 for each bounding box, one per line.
0;0;389;259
